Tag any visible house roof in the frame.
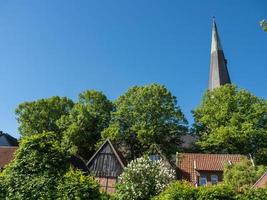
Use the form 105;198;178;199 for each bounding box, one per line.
176;153;244;184
0;146;18;169
69;155;89;174
0;131;18;146
87;138;127;177
180;134;198;149
87;138;127;168
252;171;267;189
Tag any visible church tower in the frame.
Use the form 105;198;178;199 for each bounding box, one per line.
208;18;231;90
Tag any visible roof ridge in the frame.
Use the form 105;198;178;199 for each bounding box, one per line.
87;138;126;168
179;152;243;156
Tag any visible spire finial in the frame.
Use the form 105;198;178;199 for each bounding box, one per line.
212;16;216;25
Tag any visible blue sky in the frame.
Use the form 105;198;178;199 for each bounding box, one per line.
0;0;266;138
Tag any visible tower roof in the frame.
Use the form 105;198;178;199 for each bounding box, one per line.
208;18;231;90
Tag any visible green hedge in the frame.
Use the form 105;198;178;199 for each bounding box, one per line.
152;181;196;200
56;169;101;200
236;189;267;200
197;184;235;200
154;181;267;200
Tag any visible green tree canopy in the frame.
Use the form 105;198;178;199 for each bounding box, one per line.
1;132;70;199
260;20;267;32
102;84;187;160
57;90;113;159
224;159;267;190
1;132;103;200
56;169;101;200
192;85;267;164
16;96;74;137
152;181;197;200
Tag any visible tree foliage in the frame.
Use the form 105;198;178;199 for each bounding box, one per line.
260;20;267;32
197;184;235;200
0;132;103;200
223;159;267;190
102;84;187;160
154;181;238;200
1;132;70;200
56;169;101;200
116;156;175;200
152;181;197;200
58;90;113;159
193;85;267;164
16;96;74;137
236;188;267;200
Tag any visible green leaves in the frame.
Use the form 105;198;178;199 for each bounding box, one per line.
193;85;267;164
56;169;101;200
16;90;113;160
223;159;267;190
0;132;103;200
260;20;267;32
153;181;237;200
59;90;113;159
153;181;197;200
1;132;70;200
16;96;74;137
103;84;187;160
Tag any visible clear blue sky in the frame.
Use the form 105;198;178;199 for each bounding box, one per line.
0;1;266;138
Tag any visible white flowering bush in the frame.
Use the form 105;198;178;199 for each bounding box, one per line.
116;156;175;200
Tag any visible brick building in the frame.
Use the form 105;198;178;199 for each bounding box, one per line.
176;153;244;186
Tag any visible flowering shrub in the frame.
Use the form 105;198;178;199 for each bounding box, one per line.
116;156;175;200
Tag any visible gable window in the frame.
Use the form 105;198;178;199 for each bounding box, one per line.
149;154;160;162
199;175;207;186
211;175;218;185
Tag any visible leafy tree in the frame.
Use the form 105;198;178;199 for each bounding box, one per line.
236;188;267;200
153;181;197;200
0;172;6;199
16;96;74;137
102;84;187;160
58;90;113;159
1;132;70;200
1;132;103;200
56;169;101;200
260;20;267;32
192;85;267;164
154;181;236;200
116;156;175;200
223;159;267;190
197;184;235;200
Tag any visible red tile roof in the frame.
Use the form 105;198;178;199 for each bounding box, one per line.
0;146;18;169
252;171;267;189
176;153;245;184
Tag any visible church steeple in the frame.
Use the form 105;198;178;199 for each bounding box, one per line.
208;18;231;90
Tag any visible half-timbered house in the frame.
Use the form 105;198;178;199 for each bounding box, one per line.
87;139;127;193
